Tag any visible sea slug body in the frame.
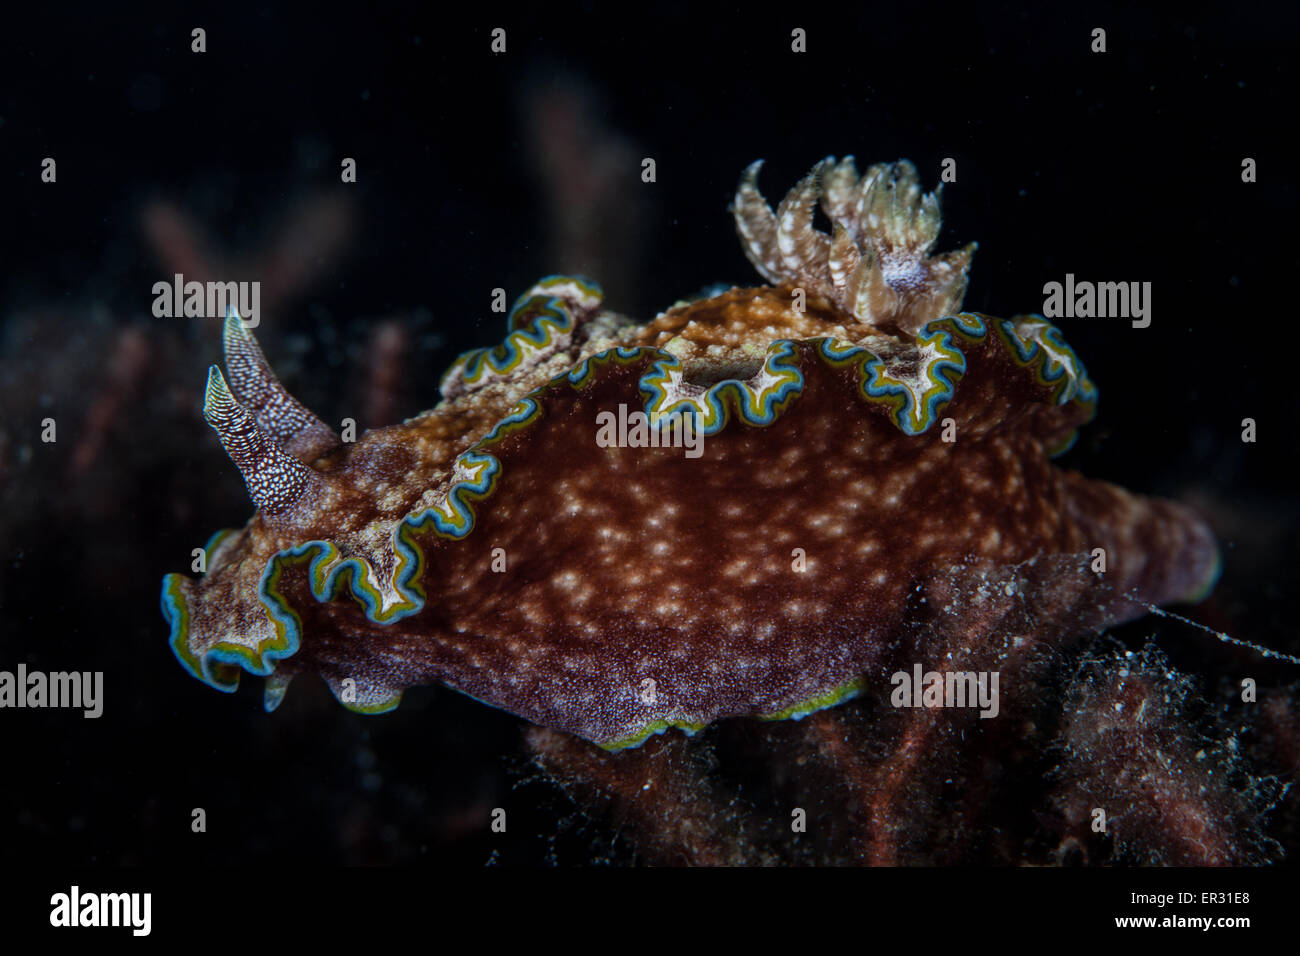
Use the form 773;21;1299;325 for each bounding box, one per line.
163;155;1219;749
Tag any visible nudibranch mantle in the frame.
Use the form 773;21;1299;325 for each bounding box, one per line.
162;155;1218;749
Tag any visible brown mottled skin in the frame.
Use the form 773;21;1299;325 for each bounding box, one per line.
167;157;1219;750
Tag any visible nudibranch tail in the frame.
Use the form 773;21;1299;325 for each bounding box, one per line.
221;308;340;461
202;365;321;517
734;155;976;335
1059;472;1223;613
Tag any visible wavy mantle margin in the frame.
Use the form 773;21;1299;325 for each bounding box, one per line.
162;295;1097;748
439;275;604;397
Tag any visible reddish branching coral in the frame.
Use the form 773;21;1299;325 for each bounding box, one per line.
1048;643;1284;865
527;560;1283;866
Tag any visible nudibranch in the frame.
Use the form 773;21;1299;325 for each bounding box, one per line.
162;155;1219;750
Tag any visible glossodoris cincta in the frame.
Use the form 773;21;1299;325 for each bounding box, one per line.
162;155;1219;749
